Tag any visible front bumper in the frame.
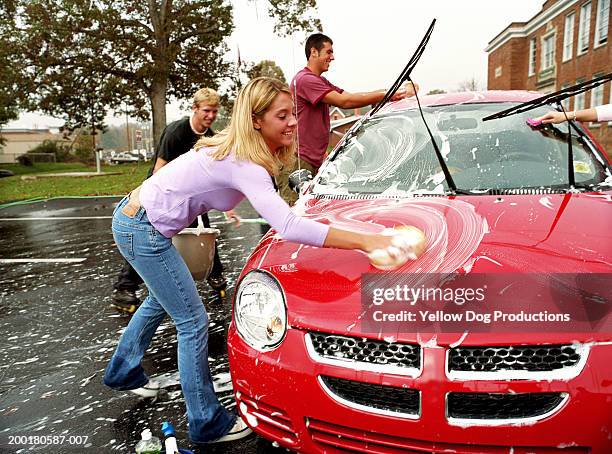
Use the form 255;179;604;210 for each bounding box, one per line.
228;326;612;453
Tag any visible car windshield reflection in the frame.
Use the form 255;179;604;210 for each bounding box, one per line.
314;103;611;196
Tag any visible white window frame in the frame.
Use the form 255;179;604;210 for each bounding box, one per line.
561;84;571;110
541;34;556;70
594;0;610;47
574;79;586;112
590;76;604;127
528;38;537;76
608;82;612;125
563;12;575;61
609;82;612;126
577;1;592;55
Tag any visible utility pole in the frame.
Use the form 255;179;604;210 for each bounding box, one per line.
125;104;131;152
91;97;100;173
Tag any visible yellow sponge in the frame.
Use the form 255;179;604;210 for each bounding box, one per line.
368;226;427;270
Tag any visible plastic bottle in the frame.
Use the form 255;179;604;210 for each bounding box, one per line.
135;428;162;454
161;421;179;454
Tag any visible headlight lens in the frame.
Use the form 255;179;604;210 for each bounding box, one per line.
234;270;287;351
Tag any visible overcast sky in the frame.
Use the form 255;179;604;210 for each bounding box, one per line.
9;0;544;129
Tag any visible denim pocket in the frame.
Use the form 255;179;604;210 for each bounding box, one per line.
113;230;134;261
113;196;128;217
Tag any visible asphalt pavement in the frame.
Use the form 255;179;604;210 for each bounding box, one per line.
0;197;286;453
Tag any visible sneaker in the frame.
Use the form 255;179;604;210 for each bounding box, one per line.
128;380;160;398
112;289;139;304
210;417;252;443
111;289;139;314
207;274;227;291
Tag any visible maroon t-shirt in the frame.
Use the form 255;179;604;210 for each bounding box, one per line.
291;68;343;168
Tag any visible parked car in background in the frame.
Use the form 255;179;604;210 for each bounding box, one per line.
228;91;612;453
109;151;139;164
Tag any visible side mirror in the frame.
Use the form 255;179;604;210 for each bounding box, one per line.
288;169;313;194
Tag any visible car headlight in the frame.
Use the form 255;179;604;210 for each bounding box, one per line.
234;270;287;351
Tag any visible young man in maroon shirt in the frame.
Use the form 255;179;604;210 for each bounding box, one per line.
279;33;417;204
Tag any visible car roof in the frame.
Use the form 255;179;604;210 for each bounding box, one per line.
381;90;543;114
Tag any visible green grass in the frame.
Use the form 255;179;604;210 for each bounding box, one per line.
0;162;151;204
1;162;94;176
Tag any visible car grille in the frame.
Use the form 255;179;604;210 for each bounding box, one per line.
448;345;582;372
236;391;297;446
309;332;421;370
306;418;587;453
447;392;566;420
320;375;420;416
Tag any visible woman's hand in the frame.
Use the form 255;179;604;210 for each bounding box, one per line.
535;111;568;124
323;226;426;270
224;210;241;227
366;226;427;270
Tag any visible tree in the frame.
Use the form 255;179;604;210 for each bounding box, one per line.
456;77;482;92
265;0;321;37
16;0;233;147
0;1;27;142
15;0;320;148
246;60;287;83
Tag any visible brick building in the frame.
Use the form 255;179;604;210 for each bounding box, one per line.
486;0;611;153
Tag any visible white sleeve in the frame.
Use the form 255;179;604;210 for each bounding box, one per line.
595;104;612;122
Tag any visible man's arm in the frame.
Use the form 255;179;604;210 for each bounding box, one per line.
323;83;418;109
323;90;386;109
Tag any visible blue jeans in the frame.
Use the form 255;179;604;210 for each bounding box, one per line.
103;197;235;443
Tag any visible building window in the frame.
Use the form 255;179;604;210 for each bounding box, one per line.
609;82;612;125
563;13;575;61
541;34;556;70
528;38;537;76
577;2;592;55
561;84;571;110
574;79;586;111
594;0;609;46
495;66;502;78
590;75;604;126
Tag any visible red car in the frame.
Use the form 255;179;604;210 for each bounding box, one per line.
228;92;612;453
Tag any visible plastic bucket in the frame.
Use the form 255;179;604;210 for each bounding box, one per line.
172;217;220;280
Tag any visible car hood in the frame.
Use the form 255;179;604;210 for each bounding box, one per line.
242;192;612;344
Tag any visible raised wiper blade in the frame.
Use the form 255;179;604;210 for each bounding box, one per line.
482;74;612;191
369;19;436;118
482;72;612;122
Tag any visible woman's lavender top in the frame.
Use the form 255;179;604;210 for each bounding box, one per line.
139;147;329;246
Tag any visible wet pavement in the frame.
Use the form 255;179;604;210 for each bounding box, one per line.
0;197;286;453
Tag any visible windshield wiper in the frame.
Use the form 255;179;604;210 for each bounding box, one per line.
483;73;612;191
481;73;612;122
369;19;436;118
410;82;467;195
366;18;464;195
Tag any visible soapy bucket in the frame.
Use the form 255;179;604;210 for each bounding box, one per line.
172;216;220;280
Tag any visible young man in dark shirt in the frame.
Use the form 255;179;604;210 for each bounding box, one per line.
112;88;235;312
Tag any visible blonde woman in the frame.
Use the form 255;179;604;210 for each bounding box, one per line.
103;77;402;444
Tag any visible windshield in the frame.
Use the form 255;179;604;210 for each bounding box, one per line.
313;103;611;196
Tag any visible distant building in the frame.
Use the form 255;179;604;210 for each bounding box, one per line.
486;0;611;152
329;106;346;121
0;128;68;164
327;108;364;149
